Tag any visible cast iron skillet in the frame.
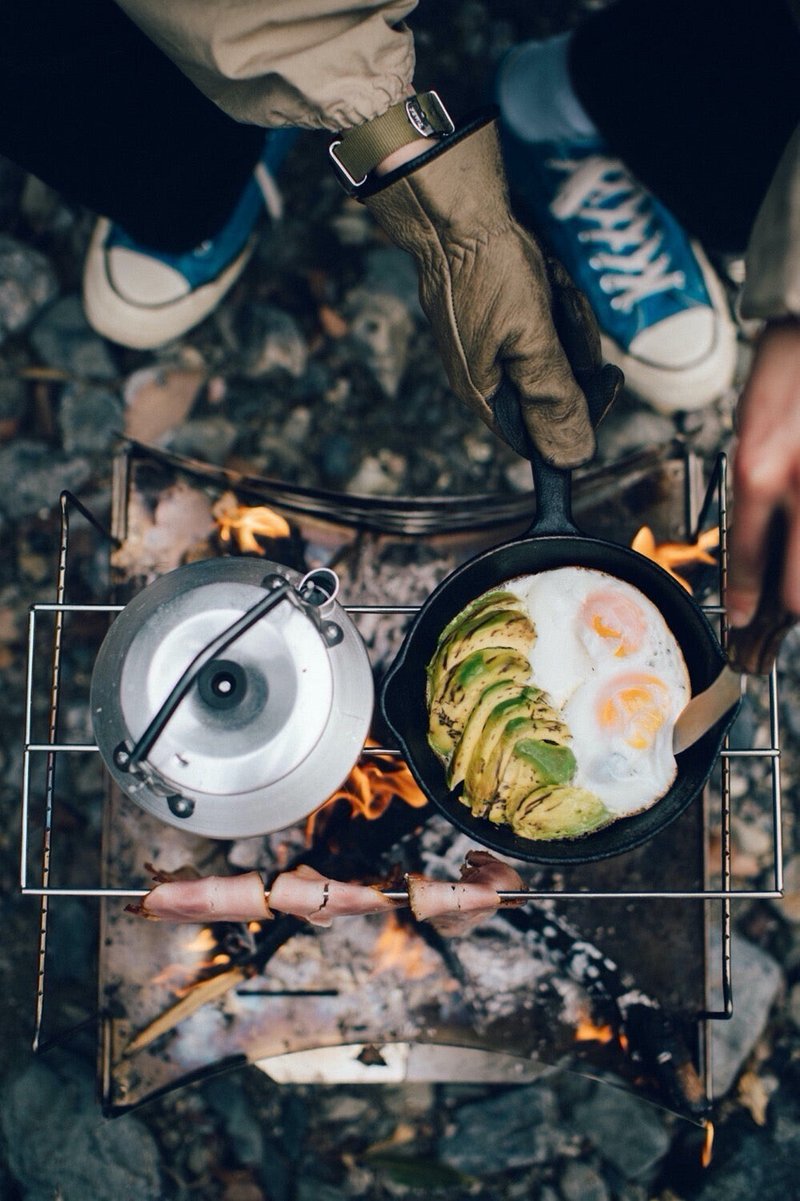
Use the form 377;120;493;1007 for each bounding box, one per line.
380;387;739;865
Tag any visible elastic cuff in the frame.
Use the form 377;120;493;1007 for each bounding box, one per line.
356;108;498;200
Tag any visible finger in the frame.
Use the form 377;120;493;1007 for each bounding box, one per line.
546;257;603;379
585;363;625;430
504;351;596;468
727;493;775;627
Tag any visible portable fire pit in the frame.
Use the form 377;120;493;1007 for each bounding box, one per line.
19;439;784;1123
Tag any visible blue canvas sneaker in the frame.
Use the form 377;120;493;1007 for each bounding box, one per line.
83;128;298;350
498;128;737;413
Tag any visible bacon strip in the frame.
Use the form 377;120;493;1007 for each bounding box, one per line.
268;864;398;927
126;869;272;923
408;851;524;936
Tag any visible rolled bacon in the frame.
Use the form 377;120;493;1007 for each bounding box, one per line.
125;852;524;932
126;869;272;923
267;864;398;927
407;851;524;936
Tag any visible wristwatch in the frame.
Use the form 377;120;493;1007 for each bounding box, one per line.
329;91;455;191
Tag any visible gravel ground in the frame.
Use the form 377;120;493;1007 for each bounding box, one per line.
1;4;800;1201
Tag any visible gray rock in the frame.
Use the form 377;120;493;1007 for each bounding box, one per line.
58;382;123;455
20;174;75;235
568;1083;671;1180
29;295;118;379
689;1083;800;1201
559;1160;611;1201
438;1084;567;1175
0;439;92;520
166;415;239;464
202;1073;265;1166
0;373;27;429
0;234;59;344
344;286;414;398
320;432;357;485
296;1182;348;1201
362;246;423;317
236;303;308;380
788;982;800;1028
710;932;783;1096
346;451;405;495
0;1055;162;1201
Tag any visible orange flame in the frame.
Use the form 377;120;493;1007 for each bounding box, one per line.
701;1120;715;1168
574;1015;615;1044
371;912;439;980
213;491;290;553
305;741;428;840
631;525;719;593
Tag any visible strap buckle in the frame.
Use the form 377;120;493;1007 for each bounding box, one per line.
328;140;369;191
405;91;454;138
328;90;455;194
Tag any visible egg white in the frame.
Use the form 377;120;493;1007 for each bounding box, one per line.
507;567;691;817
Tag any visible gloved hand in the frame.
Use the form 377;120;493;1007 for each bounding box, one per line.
363;118;622;467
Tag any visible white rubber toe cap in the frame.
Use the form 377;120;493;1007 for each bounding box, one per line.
83;218;257;350
600;243;739;413
107;247;191;305
629;307;717;370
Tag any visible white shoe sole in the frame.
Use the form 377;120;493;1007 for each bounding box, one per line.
82;217;257;350
600;243;738;414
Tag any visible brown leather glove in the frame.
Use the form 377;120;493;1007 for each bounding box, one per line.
364;118;621;467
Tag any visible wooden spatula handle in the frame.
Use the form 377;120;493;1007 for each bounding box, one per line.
727;511;796;675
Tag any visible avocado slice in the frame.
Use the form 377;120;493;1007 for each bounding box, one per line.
427;648;531;760
437;590;520;644
427;607;534;703
462;688;553;807
447;678;542;790
478;721;575;816
508;785;612;841
463;693;571;814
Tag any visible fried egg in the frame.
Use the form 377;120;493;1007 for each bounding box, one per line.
509;567;690;816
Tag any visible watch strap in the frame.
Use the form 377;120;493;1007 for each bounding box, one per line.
329;91;454;190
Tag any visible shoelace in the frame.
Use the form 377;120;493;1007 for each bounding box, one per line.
254;160;284;222
548;154;685;313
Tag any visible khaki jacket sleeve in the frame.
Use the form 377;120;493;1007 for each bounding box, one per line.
114;0;417;130
740;122;800;321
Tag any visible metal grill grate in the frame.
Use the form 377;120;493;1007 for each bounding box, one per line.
18;452;785;1099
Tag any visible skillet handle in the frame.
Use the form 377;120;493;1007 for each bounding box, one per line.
490;379;580;536
727;511;796;675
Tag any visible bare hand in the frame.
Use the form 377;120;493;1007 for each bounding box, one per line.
728;318;800;625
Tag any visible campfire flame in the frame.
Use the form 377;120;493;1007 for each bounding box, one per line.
213;491;290;553
631;526;719;592
701;1119;715;1168
574;1015;615;1044
371;912;438;980
305;741;428;840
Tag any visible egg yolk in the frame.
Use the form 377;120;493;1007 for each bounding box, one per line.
581;590;648;658
596;673;671;748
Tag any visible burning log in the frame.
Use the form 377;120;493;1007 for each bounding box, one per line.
500;904;710;1120
122;841;709;1122
123;966;252;1057
121;787;433;1057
